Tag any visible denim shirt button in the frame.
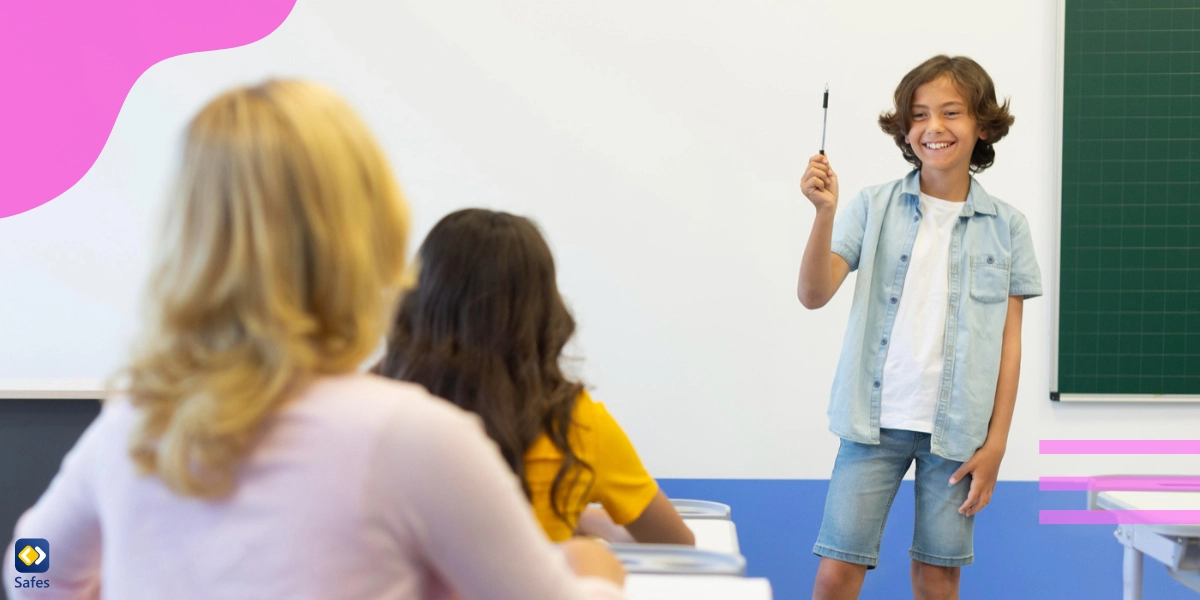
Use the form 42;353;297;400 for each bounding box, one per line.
881;338;888;346
900;255;908;262
913;215;920;222
873;381;881;388
890;297;898;304
987;256;994;264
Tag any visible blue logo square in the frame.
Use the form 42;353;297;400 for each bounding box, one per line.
14;539;49;573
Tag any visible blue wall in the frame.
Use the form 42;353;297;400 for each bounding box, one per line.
659;479;1195;600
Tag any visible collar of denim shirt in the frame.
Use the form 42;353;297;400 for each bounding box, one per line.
899;169;997;217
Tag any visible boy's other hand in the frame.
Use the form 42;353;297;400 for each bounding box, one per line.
949;444;1005;517
801;153;839;211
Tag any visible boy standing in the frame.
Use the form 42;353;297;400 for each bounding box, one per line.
797;55;1042;600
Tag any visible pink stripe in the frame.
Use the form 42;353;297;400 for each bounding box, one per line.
1039;440;1200;454
1040;510;1200;525
1040;476;1200;492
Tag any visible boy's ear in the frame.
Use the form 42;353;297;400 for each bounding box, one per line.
977;127;989;141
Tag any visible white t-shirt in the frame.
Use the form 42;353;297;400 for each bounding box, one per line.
5;374;623;600
880;192;963;433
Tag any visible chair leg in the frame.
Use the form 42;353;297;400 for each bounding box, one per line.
1123;545;1143;600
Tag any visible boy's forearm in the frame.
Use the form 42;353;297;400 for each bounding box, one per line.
984;371;1017;453
983;296;1024;452
797;206;837;308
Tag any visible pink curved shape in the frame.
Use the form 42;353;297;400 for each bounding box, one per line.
0;0;298;219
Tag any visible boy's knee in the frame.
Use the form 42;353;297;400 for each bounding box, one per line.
911;561;960;599
814;558;867;591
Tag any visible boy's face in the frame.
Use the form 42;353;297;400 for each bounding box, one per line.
905;75;986;179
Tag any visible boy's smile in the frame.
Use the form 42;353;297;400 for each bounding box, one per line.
905;75;986;191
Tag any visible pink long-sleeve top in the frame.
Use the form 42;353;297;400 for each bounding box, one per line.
5;374;624;600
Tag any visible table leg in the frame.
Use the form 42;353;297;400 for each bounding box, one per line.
1123;545;1143;600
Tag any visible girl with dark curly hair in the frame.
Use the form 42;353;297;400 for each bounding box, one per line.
377;208;694;546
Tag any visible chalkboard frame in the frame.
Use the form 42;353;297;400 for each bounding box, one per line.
1052;0;1200;403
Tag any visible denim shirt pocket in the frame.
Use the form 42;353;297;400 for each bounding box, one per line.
970;255;1010;303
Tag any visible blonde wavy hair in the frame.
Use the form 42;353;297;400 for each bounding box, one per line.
124;80;410;497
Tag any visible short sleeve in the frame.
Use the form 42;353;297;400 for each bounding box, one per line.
1008;212;1043;299
588;403;659;526
830;189;870;271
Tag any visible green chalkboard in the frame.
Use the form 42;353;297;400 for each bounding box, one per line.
1057;0;1200;398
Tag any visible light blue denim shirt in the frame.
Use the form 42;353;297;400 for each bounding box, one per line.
828;170;1042;462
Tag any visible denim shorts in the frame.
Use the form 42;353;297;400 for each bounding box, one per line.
812;428;975;568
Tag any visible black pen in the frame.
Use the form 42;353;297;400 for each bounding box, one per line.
820;84;829;155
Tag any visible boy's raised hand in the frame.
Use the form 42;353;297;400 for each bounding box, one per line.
801;154;839;211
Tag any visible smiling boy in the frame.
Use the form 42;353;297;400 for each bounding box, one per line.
796;55;1043;600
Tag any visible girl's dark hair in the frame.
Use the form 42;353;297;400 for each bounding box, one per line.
878;55;1015;173
376;208;592;522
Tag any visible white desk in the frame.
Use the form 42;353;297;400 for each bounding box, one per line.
671;499;731;519
684;518;739;555
626;574;772;600
1090;490;1200;599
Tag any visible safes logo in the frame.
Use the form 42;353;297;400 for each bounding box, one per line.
14;539;49;574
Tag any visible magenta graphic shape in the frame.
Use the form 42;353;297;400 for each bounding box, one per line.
1040;510;1200;525
1039;440;1200;454
0;0;298;219
1040;476;1200;492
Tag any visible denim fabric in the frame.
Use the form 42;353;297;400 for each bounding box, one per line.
827;170;1042;461
813;429;974;568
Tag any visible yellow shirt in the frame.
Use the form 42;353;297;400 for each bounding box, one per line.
523;391;659;541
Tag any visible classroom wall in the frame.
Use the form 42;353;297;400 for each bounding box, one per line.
3;419;1193;600
1;1;1198;596
3;0;1196;479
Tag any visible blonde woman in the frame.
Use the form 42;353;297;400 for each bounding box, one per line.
5;80;624;600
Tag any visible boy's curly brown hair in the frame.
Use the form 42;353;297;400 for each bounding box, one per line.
879;55;1014;173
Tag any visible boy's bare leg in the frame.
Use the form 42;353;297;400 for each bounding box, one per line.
911;560;960;600
812;557;868;600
